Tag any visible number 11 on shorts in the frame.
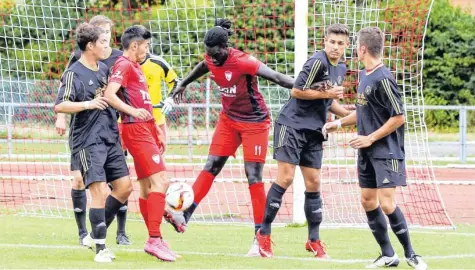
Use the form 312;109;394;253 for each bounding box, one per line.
254;144;262;156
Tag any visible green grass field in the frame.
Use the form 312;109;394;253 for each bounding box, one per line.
1;215;474;268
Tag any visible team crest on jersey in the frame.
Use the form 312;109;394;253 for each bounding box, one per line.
365;85;372;95
225;71;233;81
112;70;123;80
152;154;161;164
337;76;342;85
95;86;105;98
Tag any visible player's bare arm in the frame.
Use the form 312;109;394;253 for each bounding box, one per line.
291;85;344;100
55;113;67;135
170;60;209;103
349;114;405;149
255;64;294;89
104;81;151;120
322;110;357;137
54;97;109;114
329;100;351;117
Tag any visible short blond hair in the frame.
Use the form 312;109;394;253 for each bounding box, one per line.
89;15;113;28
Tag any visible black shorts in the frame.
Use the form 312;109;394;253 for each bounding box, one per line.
358;154;407;188
70;154;80;171
71;141;129;188
273;122;324;169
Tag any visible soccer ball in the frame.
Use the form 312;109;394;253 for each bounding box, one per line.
165;182;194;212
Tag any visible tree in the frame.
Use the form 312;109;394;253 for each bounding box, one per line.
423;0;475;130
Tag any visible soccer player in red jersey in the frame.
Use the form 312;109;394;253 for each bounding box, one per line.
162;18;294;256
104;25;176;262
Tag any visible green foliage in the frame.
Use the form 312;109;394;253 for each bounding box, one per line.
423;0;475;130
1;0;474;131
0;0;82;80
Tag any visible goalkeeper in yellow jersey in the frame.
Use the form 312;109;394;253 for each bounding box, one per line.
143;53;178;148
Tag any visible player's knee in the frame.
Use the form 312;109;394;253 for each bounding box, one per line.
360;195;378;211
204;155;228;176
379;200;396;215
72;175;84;190
276;167;295;188
121;182;133;199
304;174;321;192
89;183;109;204
247;175;262;185
244;162;263;185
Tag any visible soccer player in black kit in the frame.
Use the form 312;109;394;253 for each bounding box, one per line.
55;15;131;246
323;26;427;269
256;24;352;258
54;23;132;263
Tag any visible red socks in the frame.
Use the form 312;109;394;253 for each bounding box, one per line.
249;182;266;226
139;198;149;230
147;192;166;238
192;170;216;204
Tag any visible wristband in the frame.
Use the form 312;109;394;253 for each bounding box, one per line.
84;101;90;110
335;119;342;129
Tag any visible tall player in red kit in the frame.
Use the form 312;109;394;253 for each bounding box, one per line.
162;19;294;256
104;25;176;262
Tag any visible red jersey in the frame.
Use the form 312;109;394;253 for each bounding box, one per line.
205;48;268;122
109;56;153;123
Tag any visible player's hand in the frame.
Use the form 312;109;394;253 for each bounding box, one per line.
88;97;109;110
171;86;186;104
161;97;175;115
132;108;152;120
326;86;345;99
349;135;374;149
55;115;67;136
322;120;340;138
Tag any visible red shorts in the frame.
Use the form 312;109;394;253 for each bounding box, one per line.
122;121;166;179
120;122;165;151
210;113;271;163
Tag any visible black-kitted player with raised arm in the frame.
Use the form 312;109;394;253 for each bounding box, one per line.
256;24;352;259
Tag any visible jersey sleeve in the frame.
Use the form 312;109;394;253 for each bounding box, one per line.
238;54;262;76
109;60;130;87
377;77;404;117
66;50;81;69
150;56;178;94
293;57;326;90
55;71;80;105
165;68;178;94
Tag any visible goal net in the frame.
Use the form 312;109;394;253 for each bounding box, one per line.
0;0;452;228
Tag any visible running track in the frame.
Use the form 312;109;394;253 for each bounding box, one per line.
1;163;474;225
